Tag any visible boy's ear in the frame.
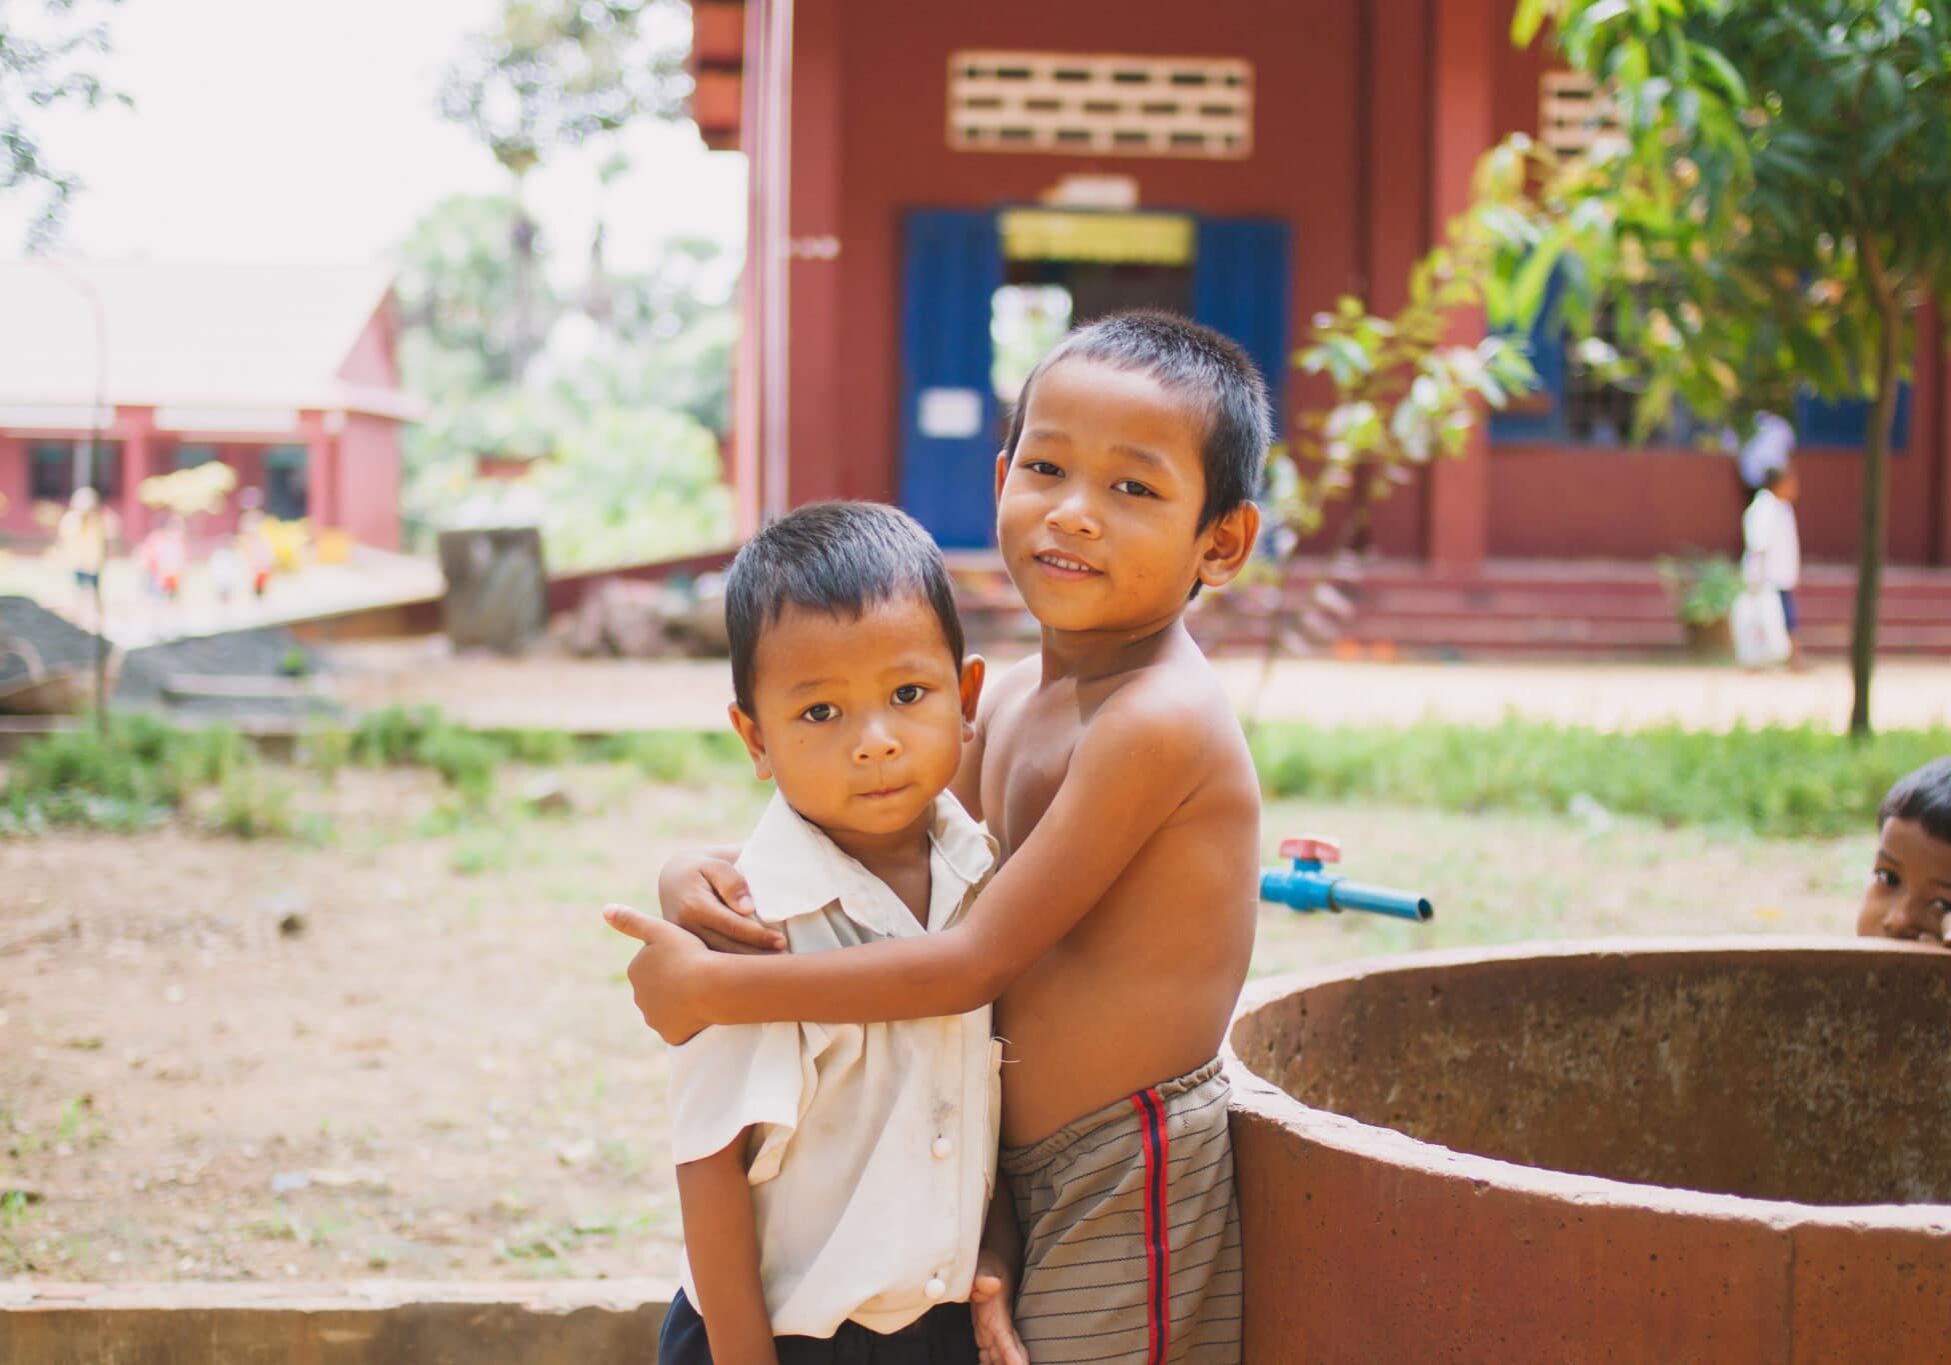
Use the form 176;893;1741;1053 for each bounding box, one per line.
726;702;773;781
1196;500;1262;590
958;654;987;735
994;452;1011;503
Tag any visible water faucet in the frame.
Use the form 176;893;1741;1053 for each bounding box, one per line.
1261;836;1434;922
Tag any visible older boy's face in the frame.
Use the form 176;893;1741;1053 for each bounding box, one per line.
1857;817;1951;945
732;597;978;850
995;357;1252;635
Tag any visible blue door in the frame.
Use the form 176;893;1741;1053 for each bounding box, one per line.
900;209;1004;548
1193;217;1292;441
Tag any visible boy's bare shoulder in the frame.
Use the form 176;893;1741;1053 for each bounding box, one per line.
1088;643;1247;772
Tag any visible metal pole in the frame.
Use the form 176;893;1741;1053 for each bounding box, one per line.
37;257;113;734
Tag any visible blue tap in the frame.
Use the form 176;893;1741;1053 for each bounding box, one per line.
1261;836;1433;922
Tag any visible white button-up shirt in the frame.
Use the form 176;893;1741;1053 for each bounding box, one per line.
669;790;1002;1339
1744;487;1801;590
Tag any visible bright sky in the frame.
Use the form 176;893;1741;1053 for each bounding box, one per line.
0;0;747;276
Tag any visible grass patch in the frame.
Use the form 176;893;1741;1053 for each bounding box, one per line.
2;714;254;833
1251;720;1951;839
1;706;747;841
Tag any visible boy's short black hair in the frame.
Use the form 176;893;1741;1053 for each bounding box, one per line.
1001;309;1271;528
726;501;964;715
1879;757;1951;845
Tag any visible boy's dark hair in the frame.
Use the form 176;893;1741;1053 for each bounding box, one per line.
1002;309;1271;528
1760;463;1791;491
726;501;964;715
1879;756;1951;845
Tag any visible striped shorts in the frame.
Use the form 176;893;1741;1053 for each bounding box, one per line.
1001;1058;1243;1363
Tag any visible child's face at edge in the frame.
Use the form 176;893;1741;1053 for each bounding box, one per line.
1857;817;1951;945
994;357;1259;635
730;595;981;850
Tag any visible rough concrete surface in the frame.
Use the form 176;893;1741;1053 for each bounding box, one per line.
0;1279;672;1364
1226;938;1951;1363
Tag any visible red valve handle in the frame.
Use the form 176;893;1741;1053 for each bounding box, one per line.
1278;835;1342;864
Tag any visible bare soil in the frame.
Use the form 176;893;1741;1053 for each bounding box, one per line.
0;766;1874;1285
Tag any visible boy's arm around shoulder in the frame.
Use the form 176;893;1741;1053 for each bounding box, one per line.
689;686;1220;1026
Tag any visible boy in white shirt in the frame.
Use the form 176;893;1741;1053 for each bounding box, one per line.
649;502;1022;1364
1743;460;1804;667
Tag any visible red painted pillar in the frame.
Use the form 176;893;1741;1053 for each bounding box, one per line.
300;410;336;528
1922;302;1950;568
115;405;156;543
750;0;799;523
733;0;776;535
1423;0;1496;570
785;0;846;506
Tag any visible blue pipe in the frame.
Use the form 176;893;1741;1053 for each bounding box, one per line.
1261;848;1433;922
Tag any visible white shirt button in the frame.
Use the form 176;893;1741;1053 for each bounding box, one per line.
925;1276;946;1301
931;1136;953;1159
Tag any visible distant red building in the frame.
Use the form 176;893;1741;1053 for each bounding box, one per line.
0;261;417;549
694;0;1950;573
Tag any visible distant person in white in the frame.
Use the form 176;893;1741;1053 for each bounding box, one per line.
612;503;1022;1365
1744;460;1805;669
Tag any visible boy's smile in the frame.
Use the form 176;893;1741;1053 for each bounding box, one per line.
995;356;1257;639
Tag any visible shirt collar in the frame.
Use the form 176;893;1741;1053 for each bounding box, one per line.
738;790;995;939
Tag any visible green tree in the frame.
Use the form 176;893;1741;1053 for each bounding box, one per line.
395;192;554;389
1;0;128;249
1276;139;1541;547
1502;0;1951;736
437;0;690;378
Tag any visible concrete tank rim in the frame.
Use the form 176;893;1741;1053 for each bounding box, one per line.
1224;934;1951;1233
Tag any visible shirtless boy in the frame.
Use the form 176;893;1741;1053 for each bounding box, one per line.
608;311;1268;1363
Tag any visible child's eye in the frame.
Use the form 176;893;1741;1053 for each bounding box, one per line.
800;703;837;723
1114;479;1157;497
1874;868;1901;889
1024;460;1063;477
892;684;926;705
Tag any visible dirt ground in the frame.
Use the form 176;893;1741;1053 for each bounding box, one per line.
325;640;1951;735
0;763;1879;1286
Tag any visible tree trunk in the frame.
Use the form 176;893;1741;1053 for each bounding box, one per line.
1848;312;1903;738
509;176;537;381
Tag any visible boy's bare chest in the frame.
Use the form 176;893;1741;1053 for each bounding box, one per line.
981;692;1081;858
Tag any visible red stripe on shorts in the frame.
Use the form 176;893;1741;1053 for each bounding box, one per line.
1131;1087;1171;1363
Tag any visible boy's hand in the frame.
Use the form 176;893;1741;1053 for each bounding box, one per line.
603;904;713;1044
970;1250;1028;1365
660;851;784;954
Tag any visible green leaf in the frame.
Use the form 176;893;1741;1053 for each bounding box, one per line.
1691;43;1748;105
1507;238;1564;331
1511;0;1550;46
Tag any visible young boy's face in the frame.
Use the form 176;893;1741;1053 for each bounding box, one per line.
1857;817;1951;944
994;357;1257;635
731;595;981;844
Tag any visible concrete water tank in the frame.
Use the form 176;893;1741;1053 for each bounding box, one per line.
1225;938;1951;1362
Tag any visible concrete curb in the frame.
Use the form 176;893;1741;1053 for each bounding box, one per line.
0;1278;675;1364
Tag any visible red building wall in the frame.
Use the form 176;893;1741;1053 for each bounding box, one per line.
767;0;1950;567
1480;12;1949;566
336;413;402;551
0;437;34;540
786;0;1371;518
337;300;401;390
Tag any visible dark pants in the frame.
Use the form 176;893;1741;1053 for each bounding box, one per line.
659;1289;978;1365
1779;589;1799;634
